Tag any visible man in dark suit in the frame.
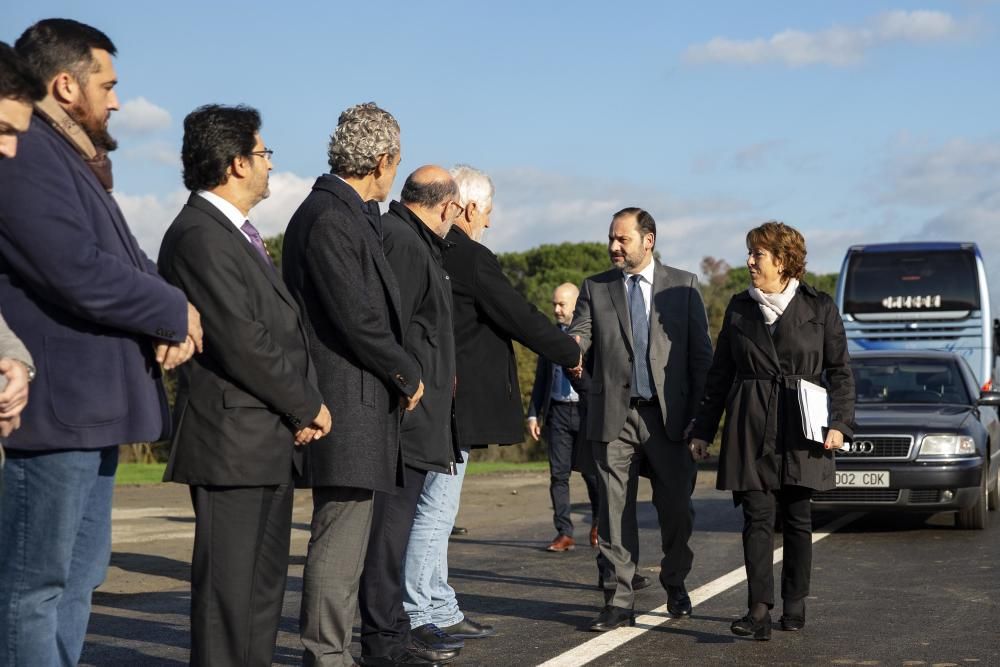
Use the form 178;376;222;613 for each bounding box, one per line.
0;20;200;665
402;165;580;644
569;207;713;631
359;165;465;666
284;103;447;667
527;282;601;552
157;104;331;667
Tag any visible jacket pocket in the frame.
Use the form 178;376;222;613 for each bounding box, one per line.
45;335;127;427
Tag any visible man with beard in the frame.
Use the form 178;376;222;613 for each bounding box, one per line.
569;207;713;631
0;19;201;665
158;105;332;667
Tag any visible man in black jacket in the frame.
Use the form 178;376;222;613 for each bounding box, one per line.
158;105;331;666
283;103;445;667
359;165;465;665
402;165;580;643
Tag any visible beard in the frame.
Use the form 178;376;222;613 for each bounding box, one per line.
68;94;118;152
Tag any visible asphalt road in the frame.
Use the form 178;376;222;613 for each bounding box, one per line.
81;468;1000;666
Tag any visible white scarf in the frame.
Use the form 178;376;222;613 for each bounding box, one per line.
748;278;800;326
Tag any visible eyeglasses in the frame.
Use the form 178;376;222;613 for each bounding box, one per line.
447;200;465;216
250;149;274;160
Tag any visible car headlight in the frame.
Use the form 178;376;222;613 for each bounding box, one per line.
918;434;977;457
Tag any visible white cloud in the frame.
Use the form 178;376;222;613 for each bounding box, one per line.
684;10;964;67
112;97;172;135
875;136;1000;207
113;170;314;259
122;140;180;167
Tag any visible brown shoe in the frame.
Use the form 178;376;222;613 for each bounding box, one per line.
589;523;599;548
546;534;575;552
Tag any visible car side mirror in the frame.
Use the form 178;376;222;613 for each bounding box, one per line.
977;391;1000;407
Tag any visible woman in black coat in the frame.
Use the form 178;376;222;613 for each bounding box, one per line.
689;221;855;640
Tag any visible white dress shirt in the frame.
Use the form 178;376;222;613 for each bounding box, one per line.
196;190;253;245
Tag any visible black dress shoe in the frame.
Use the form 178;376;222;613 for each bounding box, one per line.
450;526;468;536
589;605;635;632
407;636;460;663
410;623;464;650
731;612;772;641
666;584;692;617
439;616;496;639
358;649;452;666
598;574;652;591
780;598;805;631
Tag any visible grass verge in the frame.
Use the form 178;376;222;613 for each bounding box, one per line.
116;460;550;485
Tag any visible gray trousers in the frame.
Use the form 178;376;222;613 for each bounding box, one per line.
595;403;697;609
300;486;375;667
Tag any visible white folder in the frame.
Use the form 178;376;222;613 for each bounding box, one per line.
797;379;829;443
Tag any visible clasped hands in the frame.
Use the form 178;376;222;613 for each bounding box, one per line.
154;303;204;370
0;358;30;437
294;404;333;445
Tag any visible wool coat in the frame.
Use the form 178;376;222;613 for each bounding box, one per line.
690;283;856;492
282;175;420;492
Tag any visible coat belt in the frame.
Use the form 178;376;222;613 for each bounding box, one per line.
735;373;822;467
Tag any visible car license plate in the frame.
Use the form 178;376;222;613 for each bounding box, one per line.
835;471;890;488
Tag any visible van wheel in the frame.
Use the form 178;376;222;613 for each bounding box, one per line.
956;472;988;529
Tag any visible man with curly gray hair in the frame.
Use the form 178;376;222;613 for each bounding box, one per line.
284;103;454;667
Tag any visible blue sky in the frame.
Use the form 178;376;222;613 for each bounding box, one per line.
7;1;1000;286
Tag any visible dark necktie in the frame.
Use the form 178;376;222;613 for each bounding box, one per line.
629;274;653;399
241;220;274;267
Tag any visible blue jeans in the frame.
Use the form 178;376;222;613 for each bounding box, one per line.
0;446;117;667
402;448;469;628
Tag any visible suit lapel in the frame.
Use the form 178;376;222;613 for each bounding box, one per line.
607;276;634;353
187;195;300;313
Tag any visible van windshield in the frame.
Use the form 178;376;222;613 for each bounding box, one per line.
843;250;980;315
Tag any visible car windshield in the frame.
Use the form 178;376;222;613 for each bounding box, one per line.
851;358;971;405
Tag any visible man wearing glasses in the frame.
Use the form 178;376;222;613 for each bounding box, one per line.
158;104;331;666
357;165;466;665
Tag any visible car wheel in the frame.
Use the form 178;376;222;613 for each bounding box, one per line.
956;471;988;530
988;465;999;512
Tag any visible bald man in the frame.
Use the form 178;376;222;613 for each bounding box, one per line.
357;166;464;666
527;283;602;552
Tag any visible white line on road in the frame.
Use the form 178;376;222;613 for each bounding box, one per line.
538;512;862;667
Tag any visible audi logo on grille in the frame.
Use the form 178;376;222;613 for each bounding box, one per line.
842;440;875;454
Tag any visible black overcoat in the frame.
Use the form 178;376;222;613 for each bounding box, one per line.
444;227;579;447
282;176;421;492
690;283;855;492
381;201;461;473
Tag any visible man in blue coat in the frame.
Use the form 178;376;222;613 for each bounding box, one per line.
0;20;199;666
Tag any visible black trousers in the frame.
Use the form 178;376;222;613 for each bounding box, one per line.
359;464;428;658
736;485;813;609
545;401;599;536
189;483;293;667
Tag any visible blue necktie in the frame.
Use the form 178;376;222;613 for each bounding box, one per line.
558;366;572;398
629;274;653;399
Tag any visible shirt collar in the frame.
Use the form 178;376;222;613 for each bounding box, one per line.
623;259;655;285
196;190;248;229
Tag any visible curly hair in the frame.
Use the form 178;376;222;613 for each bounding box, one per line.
746;220;807;280
181;104;261;192
327;102;399;178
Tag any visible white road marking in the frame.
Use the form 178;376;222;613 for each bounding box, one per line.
538;512;863;667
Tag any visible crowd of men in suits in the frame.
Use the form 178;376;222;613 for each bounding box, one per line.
0;18;717;667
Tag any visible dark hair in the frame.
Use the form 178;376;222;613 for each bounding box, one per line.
15;19;116;85
181;104;261;192
400;173;458;207
746;220;807;280
613;206;656;242
0;42;45;104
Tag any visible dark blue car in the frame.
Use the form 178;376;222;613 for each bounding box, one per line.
813;350;1000;529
